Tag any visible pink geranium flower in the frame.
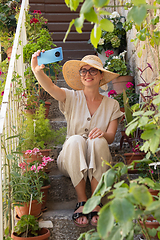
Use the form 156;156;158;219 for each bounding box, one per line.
108;90;117;97
25;149;32;155
33;10;41;14
105;50;114;57
30;165;36;171
0;71;2;75
1;91;4;96
19;162;28;170
126;82;133;88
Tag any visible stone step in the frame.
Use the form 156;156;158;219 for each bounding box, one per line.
39;208;96;240
40;170;140;240
39;208;142;240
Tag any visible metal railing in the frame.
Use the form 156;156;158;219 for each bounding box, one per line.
0;0;28;237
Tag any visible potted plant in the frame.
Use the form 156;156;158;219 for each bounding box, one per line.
22;104;55;152
0;58;10;107
79;162;160;240
125;63;160;156
23;154;53;211
108;81;139;110
104;50;133;94
20;104;66;161
90;11;126;64
11;214;50;239
11;160;43;218
0;0;19;57
23;8;61;115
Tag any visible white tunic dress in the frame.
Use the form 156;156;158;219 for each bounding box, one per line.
57;88;123;187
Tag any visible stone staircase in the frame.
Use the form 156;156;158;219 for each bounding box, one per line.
38;73;141;240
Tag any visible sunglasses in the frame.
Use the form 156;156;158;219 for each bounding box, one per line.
79;67;99;77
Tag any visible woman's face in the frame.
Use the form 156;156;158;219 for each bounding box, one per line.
79;65;103;88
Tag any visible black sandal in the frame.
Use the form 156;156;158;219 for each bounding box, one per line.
90;203;103;226
72;201;89;227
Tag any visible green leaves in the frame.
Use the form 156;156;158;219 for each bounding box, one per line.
63;19;75;42
132;0;146;5
110;198;134;223
83;196;101;214
123;89;133;125
84;8;98;23
90;25;101;48
80;0;93;14
127;5;147;25
93;0;110;8
130;185;153;206
74;14;84;33
99;18;114;32
65;0;82;11
98;205;114;238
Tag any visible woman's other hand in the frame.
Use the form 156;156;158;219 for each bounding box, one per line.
89;128;104;139
89;119;118;144
31;50;45;73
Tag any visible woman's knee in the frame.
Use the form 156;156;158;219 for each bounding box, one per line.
88;137;108;150
67;135;86;147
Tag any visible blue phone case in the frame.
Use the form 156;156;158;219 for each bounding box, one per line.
37;47;63;65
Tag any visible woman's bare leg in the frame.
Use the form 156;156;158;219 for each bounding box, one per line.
74;178;88;225
90;177;101;224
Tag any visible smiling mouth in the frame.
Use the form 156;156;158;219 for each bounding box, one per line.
85;78;93;82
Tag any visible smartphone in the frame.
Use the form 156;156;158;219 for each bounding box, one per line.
37;47;63;65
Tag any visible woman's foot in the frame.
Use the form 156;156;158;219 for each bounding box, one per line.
72;202;89;227
90;203;103;226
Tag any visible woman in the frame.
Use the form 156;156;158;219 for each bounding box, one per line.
31;52;123;227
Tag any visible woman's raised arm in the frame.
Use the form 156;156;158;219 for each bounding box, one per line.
31;50;66;102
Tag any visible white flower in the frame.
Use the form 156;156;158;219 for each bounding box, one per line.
110;11;120;19
113;56;119;59
149;162;160;170
98;38;104;45
119;50;127;60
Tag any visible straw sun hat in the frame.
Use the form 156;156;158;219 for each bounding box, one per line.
62;55;119;90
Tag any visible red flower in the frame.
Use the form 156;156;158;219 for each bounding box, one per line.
108;90;117;97
132;144;140;153
105;50;114;57
1;91;4;96
0;71;2;75
126;82;133;88
30;18;39;24
33;10;41;14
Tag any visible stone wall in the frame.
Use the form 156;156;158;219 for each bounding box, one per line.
106;0;160;92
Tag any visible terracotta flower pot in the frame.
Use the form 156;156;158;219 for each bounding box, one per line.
23;149;51;164
41;185;51;211
148;188;159;201
15;200;42;218
124;152;146;165
11;228;50;240
44;102;51;118
124;152;146;173
6;46;12;58
139;216;160;239
112;75;134;94
25;101;51;118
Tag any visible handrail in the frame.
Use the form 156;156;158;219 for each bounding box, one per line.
0;0;28;238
